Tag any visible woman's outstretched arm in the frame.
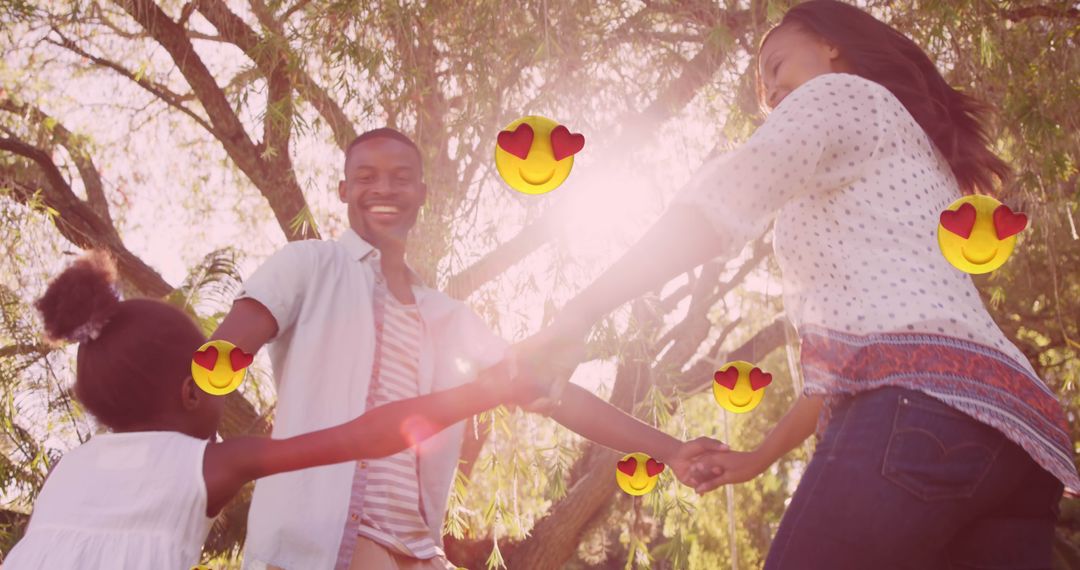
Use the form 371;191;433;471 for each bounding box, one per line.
561;204;726;329
687;394;823;493
512;203;727;410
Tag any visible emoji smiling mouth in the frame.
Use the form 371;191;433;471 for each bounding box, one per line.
519;167;555;185
961;247;997;265
629;478;650;491
728;390;753;408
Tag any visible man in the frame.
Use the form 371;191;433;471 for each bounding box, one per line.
213;128;726;570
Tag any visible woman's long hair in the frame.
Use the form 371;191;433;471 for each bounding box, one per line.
759;0;1010;195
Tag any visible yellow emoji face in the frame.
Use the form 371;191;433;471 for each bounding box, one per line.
937;195;1027;274
615;452;665;496
494;115;584;194
712;360;772;414
191;340;252;396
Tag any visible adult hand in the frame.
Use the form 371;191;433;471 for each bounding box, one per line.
511;312;591;414
687;449;770;494
475;357;548;408
666;436;731;488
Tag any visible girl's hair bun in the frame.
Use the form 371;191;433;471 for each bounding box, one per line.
35;251;121;344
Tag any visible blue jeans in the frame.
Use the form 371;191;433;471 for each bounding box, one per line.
765;387;1064;570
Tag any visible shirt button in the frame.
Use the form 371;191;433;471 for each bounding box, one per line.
351;512;359;521
359;461;368;469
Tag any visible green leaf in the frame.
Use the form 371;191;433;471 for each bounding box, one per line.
133;61;148;82
288;206;318;238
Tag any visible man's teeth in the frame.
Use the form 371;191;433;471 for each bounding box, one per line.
369;205;399;214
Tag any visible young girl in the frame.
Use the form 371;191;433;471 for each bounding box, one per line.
2;251;536;569
517;1;1077;568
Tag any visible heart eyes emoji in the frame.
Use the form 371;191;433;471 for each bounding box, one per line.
936;195;1027;274
749;368;773;390
615;452;664;495
190;340;252;395
713;366;771;391
193;345;253;372
939;202;977;239
645;458;665;477
192;346;218;371
615;457;664;480
940;202;1027;240
992;204;1027;239
496;122;585;161
617;457;637;476
496;123;533;159
712;360;771;413
713;367;739;389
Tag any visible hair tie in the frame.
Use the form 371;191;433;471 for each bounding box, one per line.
69;284;122;344
69;317;108;343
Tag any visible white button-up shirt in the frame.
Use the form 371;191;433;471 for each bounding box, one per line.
237;229;507;570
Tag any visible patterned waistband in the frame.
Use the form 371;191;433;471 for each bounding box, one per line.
798;324;1079;492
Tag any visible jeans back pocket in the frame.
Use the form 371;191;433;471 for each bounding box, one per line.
881;393;1004;501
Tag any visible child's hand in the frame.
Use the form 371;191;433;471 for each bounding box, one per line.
687;449;769;494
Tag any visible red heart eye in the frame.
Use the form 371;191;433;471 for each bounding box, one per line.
992;204;1027;239
645;458;665;477
229;348;254;371
549;125;585;161
749;367;773;391
939;202;977;239
192;346;218;370
713;367;739;390
617;457;638;476
497;123;534;159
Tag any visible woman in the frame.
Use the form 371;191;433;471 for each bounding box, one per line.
515;1;1078;568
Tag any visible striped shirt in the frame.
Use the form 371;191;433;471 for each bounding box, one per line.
239;230;508;570
354;268;442;559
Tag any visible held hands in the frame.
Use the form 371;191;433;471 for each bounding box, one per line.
511;312;591;414
475;356;549;409
686;448;771;494
666;437;731;488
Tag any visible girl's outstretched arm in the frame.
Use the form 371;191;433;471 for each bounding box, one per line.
202;361;537;516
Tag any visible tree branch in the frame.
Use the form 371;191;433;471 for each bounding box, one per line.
46;28;214;134
443;7;742;300
1000;5;1079;22
0;96;112;225
111;0;317;240
444;215;551;300
0;343;51;359
195;0;357;149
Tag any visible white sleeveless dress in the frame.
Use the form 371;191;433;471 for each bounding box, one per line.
2;431;216;569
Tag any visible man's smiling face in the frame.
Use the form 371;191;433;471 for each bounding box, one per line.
338;136;427;246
